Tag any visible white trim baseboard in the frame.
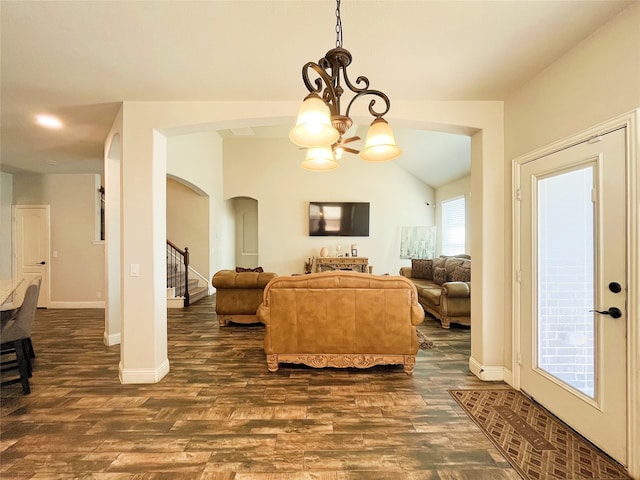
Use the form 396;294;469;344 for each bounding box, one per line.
119;359;170;384
167;297;184;309
469;356;505;382
104;332;120;347
48;301;105;309
502;368;514;387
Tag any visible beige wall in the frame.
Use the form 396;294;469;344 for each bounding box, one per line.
435;175;471;257
504;3;640;368
166;130;229;282
166;178;209;276
13;173;105;305
223;136;435;275
506;3;640;159
0;172;13;281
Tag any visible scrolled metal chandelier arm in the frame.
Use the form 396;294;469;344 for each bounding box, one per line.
289;0;401;170
342;84;391;121
301;51;391;122
301;61;341;116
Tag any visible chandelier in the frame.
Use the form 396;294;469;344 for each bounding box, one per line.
289;0;401;171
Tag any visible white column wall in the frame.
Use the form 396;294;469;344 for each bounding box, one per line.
104;109;122;346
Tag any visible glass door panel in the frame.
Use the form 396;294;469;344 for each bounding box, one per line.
537;166;595;398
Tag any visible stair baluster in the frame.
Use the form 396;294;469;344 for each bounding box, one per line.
166;240;191;307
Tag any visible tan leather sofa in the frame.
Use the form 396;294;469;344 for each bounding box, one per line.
257;271;425;375
212;270;277;326
399;255;471;329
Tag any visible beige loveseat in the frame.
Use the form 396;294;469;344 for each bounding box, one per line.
212;269;277;326
257;271;425;375
399;255;471;329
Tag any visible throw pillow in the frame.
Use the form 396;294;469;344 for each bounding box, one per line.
411;259;433;280
444;258;465;281
451;265;471;282
433;266;447;285
432;256;447;270
236;266;264;273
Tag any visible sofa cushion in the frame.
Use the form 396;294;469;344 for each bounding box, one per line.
411;259;433;280
433;267;446;285
451;265;471;282
421;286;442;306
410;278;439;290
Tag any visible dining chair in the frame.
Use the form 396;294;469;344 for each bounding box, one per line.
0;277;42;394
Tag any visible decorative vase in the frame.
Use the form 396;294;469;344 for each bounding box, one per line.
320;247;329;257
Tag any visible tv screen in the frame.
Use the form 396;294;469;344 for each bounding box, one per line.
309;202;370;237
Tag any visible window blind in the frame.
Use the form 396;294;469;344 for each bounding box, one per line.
442;196;466;256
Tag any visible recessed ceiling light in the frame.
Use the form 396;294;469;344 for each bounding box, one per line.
36;114;63;129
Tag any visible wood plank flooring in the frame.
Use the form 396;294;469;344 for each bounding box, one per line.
1;295;519;479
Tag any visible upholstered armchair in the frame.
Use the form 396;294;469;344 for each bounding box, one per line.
212;269;277;326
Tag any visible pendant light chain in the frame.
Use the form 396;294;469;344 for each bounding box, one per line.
335;0;343;48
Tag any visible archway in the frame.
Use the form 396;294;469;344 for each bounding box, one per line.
114;101;505;386
230;196;259;269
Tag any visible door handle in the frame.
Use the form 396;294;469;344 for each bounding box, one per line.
590;307;622;319
39;261;46;265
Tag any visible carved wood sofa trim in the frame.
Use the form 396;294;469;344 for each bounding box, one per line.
266;353;417;375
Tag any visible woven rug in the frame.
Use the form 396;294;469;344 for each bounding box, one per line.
449;389;631;480
416;329;434;349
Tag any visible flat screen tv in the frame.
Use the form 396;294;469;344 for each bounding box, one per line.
309;201;370;237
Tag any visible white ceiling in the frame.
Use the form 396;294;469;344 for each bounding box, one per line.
0;0;633;187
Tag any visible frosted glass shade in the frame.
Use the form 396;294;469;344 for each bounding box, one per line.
301;146;338;172
359;118;402;162
289;95;339;148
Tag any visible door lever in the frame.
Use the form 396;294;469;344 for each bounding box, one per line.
590;307;622;319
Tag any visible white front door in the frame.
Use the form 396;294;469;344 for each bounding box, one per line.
518;128;627;464
15;205;50;308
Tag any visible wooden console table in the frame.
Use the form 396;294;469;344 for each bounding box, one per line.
316;256;369;273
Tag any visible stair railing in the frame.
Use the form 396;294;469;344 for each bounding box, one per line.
166;240;190;307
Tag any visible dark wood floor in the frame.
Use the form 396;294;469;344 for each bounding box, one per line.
1;295;518;479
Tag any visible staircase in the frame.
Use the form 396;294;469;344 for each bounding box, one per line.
166;240;209;308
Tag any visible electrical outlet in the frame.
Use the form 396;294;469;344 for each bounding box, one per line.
96;291;102;299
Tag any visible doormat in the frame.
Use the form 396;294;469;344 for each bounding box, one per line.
449;389;631;480
416;329;434;350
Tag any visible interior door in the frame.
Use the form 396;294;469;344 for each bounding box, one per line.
15;205;50;308
518;128;627;464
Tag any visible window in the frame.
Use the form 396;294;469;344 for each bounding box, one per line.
442;196;465;256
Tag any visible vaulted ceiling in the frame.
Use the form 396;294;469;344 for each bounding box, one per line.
0;1;632;187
